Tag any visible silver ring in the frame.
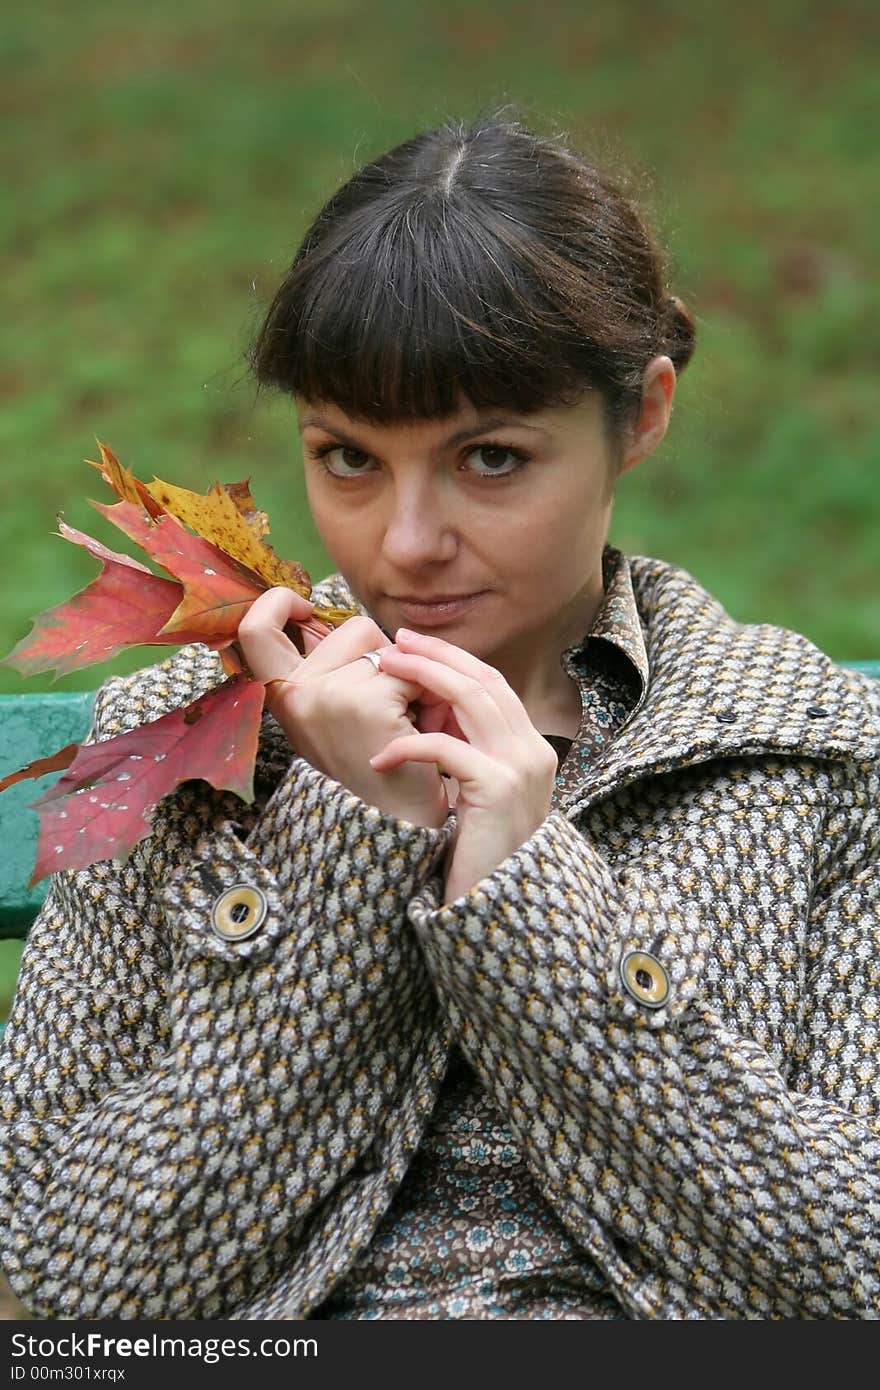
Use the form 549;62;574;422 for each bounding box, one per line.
360;648;384;671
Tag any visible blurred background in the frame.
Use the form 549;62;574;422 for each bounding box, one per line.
0;0;878;1311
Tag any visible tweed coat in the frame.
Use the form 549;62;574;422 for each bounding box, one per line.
1;553;879;1321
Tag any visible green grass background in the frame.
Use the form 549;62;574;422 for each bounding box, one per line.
1;0;878;1015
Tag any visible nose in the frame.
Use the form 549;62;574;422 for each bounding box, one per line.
380;477;458;568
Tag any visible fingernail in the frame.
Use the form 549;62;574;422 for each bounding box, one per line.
395;627;421;640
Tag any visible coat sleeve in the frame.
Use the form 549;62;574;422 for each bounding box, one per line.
0;672;454;1320
405;761;880;1319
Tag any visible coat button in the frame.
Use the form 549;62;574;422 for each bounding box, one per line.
210;884;268;941
620;950;670;1009
805;704;828;718
715;709;737;723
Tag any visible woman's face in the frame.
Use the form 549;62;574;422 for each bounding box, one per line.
295;390;624;684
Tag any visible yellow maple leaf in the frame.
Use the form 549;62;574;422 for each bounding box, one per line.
222;479;271;538
145;476;311;595
86;442;164;517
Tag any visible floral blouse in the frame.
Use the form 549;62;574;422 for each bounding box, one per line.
312;550;646;1320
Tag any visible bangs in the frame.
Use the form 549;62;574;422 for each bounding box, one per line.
251;196;601;424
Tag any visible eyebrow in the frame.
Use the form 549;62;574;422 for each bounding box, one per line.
298;414;551;448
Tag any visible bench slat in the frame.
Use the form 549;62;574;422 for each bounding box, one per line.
3;666;880;941
0;693;95;938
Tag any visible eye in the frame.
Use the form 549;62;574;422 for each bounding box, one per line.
309;444;375;478
464;443;528;479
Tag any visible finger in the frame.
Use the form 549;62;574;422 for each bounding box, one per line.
238;585;316;632
301;626;325;657
336;665;428;707
264;662;428;716
237;587;314;683
392;630;536;736
240;591;390;683
286;613;333;653
413;699;464;739
289;614;395;680
369;731;497;787
377;647;518;753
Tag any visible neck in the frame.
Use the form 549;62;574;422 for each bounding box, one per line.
491;565;605;734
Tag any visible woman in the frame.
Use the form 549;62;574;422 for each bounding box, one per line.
1;114;878;1321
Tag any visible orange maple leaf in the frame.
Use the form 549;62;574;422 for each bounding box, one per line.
1;446;361;879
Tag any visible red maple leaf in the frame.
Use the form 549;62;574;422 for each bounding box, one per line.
1;522;185;677
90;499;268;648
0;743;80;796
28;676;267;884
0;446;359;883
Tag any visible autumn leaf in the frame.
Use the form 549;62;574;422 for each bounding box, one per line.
223;479;271;538
144;475;313;595
219;646;247;677
28;676;266;884
58;518;157;576
0;521;185;678
86;440;165;518
90;495;352;643
88;499;266;645
0;743;79;796
0;517;267;677
88;447;356;631
1;443;364;881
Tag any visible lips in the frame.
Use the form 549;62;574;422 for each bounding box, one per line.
392;594;479;603
390;592;486;626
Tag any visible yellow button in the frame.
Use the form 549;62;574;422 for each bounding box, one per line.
620;950;670;1009
210;884;268;942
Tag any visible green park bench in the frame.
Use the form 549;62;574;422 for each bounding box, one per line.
1;692;98;939
2;668;880;1024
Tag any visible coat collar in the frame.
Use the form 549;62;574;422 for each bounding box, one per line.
559;554;880;818
301;556;879;820
560;545;650;693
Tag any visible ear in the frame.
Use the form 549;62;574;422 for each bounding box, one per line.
618;355;677;476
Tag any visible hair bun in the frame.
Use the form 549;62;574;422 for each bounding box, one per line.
663;294;696;374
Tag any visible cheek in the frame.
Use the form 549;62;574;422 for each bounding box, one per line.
306;500;350;563
521;497;611;589
305;480;348;542
522;490;608;554
309;502;377;579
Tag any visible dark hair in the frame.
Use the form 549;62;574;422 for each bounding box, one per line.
249;111;695;442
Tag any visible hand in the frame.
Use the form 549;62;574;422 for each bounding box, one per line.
368;630;558;903
236;589;449;828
